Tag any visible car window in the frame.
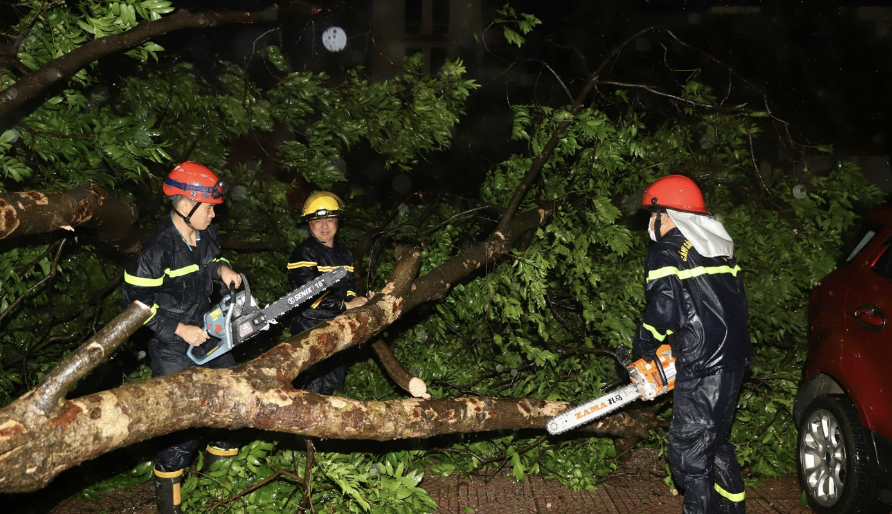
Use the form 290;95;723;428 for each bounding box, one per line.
873;242;892;280
840;222;883;266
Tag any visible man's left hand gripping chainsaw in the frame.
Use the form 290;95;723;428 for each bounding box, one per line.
546;344;676;435
187;268;348;365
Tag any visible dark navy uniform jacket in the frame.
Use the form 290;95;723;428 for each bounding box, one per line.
287;236;356;333
633;227;752;380
121;216;230;345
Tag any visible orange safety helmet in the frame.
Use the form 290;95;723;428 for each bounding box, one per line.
641;175;709;214
163;161;226;204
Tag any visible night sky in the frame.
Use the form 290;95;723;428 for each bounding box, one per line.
4;1;892;198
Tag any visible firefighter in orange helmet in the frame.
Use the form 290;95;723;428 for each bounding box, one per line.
636;175;751;514
122;161;242;514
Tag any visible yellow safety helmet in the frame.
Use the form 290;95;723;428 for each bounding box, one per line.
302;191;344;221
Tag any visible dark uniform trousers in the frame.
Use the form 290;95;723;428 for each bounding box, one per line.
122;217;239;473
149;339;238;472
634;228;750;514
669;367;747;514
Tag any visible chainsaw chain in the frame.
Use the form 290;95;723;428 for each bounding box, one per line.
546;384;639;435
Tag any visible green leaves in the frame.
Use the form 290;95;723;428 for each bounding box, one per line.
264;45;291;73
0;0;883;503
495;4;543;48
178;446;438;513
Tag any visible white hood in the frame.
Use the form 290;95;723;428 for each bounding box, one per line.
666;210;735;258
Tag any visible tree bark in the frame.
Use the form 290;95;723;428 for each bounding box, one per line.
0;203;662;494
0;182;146;255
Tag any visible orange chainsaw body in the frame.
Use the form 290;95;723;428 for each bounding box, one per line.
627;344;677;398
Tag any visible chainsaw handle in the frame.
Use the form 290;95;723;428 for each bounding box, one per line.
239;273;250;304
222;276;244;357
187;342;222;365
656;359;669;391
188;274;247;366
642;349;669;391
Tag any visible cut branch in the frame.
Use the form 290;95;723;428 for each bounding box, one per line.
28;301;153;415
0;183;146;255
371;338;421;396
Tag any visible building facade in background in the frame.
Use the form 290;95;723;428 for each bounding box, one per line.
370;0;483;80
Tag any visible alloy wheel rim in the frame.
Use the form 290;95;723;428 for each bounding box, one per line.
800;408;847;507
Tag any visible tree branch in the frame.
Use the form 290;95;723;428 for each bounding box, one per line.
495;27;654;235
0;238;67;327
0;182;146;254
0;7;290;120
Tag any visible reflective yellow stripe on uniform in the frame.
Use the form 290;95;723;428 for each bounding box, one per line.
311;291;330;309
347;290;356;297
124;272;163;287
714;483;745;502
166;264;199;277
318;265;353;272
642;323;673;342
154;468;184;478
124;265;200;287
144;304;159;325
287;261;317;269
213;257;230;265
647;264;741;282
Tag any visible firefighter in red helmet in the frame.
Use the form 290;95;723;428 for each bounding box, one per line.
122;161;242;514
635;175;751;514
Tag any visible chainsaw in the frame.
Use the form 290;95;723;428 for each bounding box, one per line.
546;344;677;435
187;268;348;365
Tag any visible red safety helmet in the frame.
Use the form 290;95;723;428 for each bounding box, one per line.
162;161;226;204
641;175;709;214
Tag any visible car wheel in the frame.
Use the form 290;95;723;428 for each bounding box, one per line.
797;394;882;514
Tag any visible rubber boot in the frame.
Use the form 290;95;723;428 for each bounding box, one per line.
154;468;184;514
203;444;238;470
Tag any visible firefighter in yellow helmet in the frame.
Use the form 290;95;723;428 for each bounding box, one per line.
286;192;371;394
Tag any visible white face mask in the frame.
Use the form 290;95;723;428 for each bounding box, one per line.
648;215;657;242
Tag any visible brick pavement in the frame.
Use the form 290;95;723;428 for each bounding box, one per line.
37;447;814;514
421;473;813;514
38;471;811;513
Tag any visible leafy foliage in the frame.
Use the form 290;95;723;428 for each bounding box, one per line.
1;0;883;510
494;3;543;48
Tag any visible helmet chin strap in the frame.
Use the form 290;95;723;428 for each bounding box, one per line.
173;201;202;228
653;210;665;242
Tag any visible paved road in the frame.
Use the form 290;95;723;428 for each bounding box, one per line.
41;473;811;514
423;473;811;514
38;447;814;514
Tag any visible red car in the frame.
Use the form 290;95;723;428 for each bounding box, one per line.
796;206;892;513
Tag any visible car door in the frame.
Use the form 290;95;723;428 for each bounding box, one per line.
843;240;892;439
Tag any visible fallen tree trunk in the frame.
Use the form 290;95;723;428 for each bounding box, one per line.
0;204;658;493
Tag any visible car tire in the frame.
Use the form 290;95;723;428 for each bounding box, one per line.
797;394;882;514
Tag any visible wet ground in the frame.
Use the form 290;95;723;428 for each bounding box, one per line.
424;448;811;514
31;449;811;514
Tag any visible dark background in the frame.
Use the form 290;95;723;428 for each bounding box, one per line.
4;0;892;201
